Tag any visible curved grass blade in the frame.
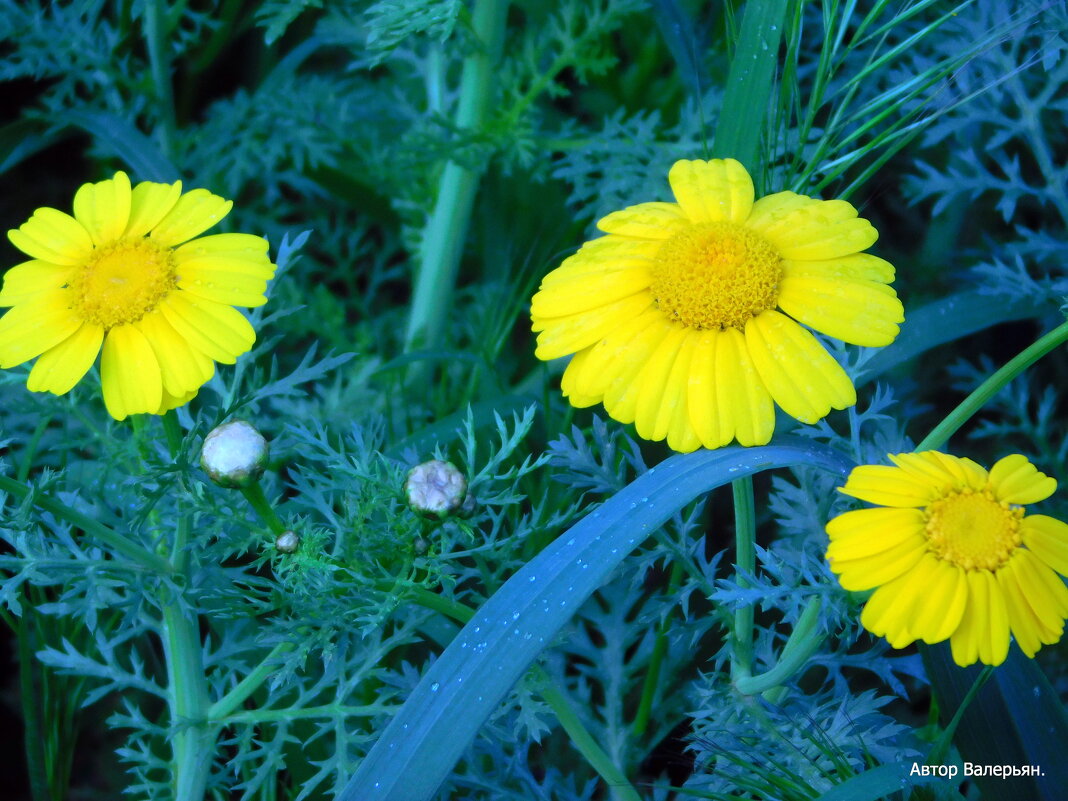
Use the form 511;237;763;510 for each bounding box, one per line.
337;438;854;801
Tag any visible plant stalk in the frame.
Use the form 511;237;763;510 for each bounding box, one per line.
403;0;508;352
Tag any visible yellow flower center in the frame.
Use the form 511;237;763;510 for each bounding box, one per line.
924;489;1023;571
68;239;178;329
649;221;783;330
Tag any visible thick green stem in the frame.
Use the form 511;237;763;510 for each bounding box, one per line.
731;476;756;682
916;319;1068;452
161;516;213;801
144;0;177;156
735;597;823;697
403;0;508;351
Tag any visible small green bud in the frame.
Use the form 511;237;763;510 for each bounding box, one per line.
405;459;467;517
275;530;300;553
200;420;269;489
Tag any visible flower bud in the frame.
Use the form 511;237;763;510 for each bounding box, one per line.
275;530;300;553
405;459;467;517
200;420;269;488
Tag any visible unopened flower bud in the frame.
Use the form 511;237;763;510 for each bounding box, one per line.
405;459;467;517
275;530;300;553
200;420;269;488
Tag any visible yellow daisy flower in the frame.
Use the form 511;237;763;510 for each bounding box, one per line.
0;171;275;420
826;451;1068;666
530;158;904;451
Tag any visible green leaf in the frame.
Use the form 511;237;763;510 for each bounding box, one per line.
811;762;952;801
63;110;179;182
923;643;1068;801
711;0;789;181
337;438;855;801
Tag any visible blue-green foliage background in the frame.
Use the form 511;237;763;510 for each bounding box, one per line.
1;0;1067;799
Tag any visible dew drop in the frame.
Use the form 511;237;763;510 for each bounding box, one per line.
430;682;440;691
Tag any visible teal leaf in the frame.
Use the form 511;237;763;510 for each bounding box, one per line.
923;643;1068;801
338;438;855;801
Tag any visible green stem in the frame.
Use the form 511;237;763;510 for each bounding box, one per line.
144;0;177;156
916;319;1068;452
710;0;789;180
735;597;823;697
207;641;294;720
161;409;182;460
0;474;171;573
239;478;287;536
532;665;641;801
403;0;508;351
400;584;640;800
730;476;756;682
17;415;52;483
218;703;385;725
928;665;994;766
632;560;684;736
161;513;212;801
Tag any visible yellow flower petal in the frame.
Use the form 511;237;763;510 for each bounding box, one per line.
1022;515;1068;576
158;291;256;365
861;556;940;648
564;308;664;401
830;530;927;591
595;202;688;239
529;236;660;288
158;386;199;414
744;310;855;424
776;275;903;347
667;158;754;224
73;171;132;245
0;260;74;307
8;207;94;265
530;267;650;318
100;324;163;420
660;332;702;452
885;452;961;493
125;179;183;238
177;265;271;308
826;507;927;561
149;188;233;247
533;293;655;360
997;555;1063;657
988;453;1057;504
911;559;968;643
748;193;878;260
950;571;1010;667
0;289;83;368
603;316;675;424
633;326;689;442
26;323;103;395
134;309;215;396
838;464;940;507
560;348;602;407
781;253;895;284
925;451;988;490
